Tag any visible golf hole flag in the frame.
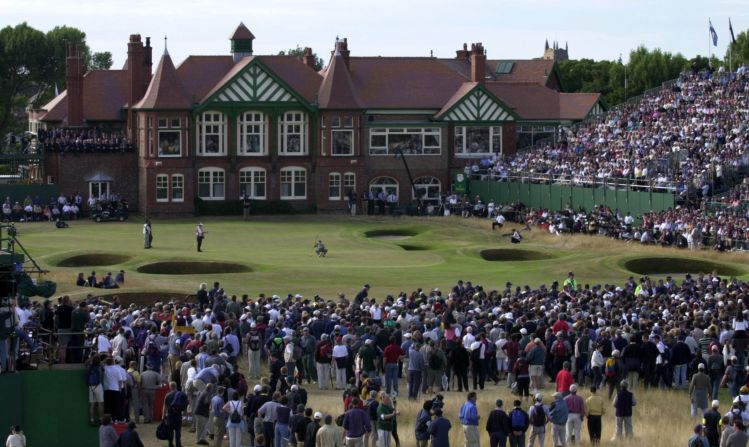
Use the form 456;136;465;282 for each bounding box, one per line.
710;20;718;46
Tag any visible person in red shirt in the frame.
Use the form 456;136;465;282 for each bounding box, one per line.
382;336;406;396
556;361;574;396
552;314;570;335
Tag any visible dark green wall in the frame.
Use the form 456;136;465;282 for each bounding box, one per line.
0;184;60;202
0;369;98;447
469;180;675;217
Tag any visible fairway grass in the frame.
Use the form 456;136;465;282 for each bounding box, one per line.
16;214;749;300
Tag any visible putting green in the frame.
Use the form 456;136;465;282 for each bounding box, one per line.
18;216;749;299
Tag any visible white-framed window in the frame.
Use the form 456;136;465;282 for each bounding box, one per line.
158;130;181;157
171;174;184;202
279;111;308;155
239;167;266;199
89;181;110;201
156;174;169;202
454;126;502;156
198;168;225;200
329;173;341;200
369;176;398;198
343;172;356;195
197;111;226;156
413;176;441;203
369;128;441;155
237;112;267;156
280;167;306;199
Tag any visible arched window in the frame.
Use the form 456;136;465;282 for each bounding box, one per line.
329;172;341;200
280;166;306;199
197;111;226;155
369;176;398;198
197;167;225;200
239;167;266;199
237;112;267;155
413;176;441;203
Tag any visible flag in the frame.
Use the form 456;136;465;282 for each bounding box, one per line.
709;19;718;46
730;18;737;44
54;83;59;97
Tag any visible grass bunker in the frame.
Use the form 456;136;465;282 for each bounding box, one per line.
624;257;743;276
398;244;430;251
57;253;131;267
136;261;252;275
479;249;553;262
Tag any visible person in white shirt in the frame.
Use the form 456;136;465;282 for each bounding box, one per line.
103;357;127;422
5;425;25;447
97;331;112;354
492;214;506;231
332;338;349;390
462;327;476;350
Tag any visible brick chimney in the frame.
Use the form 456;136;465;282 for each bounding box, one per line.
456;43;470;61
332;37;350;68
303;47;316;69
470;42;486;84
143;37;153;92
127;34;145;142
65;42;84;127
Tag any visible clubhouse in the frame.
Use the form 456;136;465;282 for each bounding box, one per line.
29;24;605;215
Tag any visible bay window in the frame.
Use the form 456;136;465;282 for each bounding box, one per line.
279;111;308;155
454;126;502;156
369;128;441;155
197;112;226;156
237;112;267;155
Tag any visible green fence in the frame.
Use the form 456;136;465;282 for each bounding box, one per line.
0;369;98;447
469;180;676;217
0;184;60;202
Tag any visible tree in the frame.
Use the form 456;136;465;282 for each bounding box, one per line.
278;46;324;71
726;29;749;68
91;51;113;70
0;23;50;133
45;26;91;91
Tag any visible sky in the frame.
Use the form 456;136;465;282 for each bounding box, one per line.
1;0;747;68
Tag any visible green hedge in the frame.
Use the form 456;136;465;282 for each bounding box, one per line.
194;198;315;216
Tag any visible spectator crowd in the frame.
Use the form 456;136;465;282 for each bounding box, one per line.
36;128;134;153
4;271;749;446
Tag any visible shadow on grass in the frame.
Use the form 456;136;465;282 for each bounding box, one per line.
136;261;252;275
479;249;554;262
57;253;132;267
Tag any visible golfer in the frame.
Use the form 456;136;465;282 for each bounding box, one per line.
196;223;205;252
143;218;153;249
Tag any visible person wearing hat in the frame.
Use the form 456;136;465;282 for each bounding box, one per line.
690;363;711;419
564;384;584;444
305;412;323;447
549;392;569;447
688;424;710;447
315;333;334;391
196;223;205;252
703;399;721;447
528;393;548;447
486;399;510;447
612;380;635;440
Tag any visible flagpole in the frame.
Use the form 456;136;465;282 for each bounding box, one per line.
708;18;711;61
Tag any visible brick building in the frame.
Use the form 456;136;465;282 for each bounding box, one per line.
30;24;604;215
